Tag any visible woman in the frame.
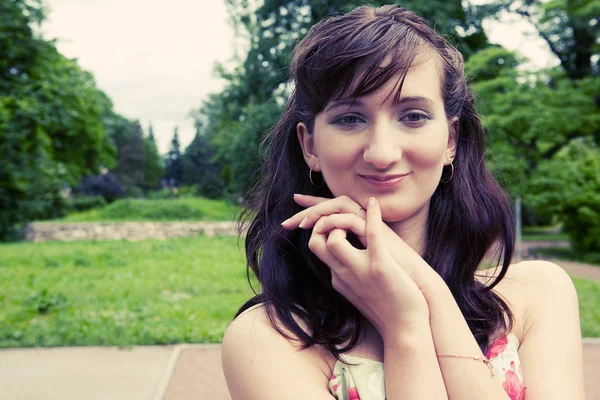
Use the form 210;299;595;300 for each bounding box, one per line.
222;4;585;400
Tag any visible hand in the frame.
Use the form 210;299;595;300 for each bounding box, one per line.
282;194;442;293
283;196;430;339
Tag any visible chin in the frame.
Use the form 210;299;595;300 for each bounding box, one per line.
379;202;429;225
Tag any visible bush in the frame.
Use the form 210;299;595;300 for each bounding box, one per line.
66;196;107;212
63;197;239;222
75;172;125;202
530;139;600;253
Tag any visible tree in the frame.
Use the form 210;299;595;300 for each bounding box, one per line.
0;0;117;239
181;120;225;198
143;123;164;189
478;0;599;80
468;47;600;188
163;127;183;187
530;139;600;253
115;120;146;195
148;123;156;143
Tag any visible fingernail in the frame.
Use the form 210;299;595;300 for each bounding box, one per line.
298;217;308;228
368;197;376;205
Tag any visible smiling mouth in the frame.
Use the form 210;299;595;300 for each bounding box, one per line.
359;173;410;188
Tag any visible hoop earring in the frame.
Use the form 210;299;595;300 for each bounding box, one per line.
441;162;454;184
309;168;324;188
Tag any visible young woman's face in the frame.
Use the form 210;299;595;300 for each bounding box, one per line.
298;55;456;226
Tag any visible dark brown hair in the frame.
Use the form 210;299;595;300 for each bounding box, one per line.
237;4;514;360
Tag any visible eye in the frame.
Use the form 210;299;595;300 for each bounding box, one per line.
400;112;431;126
332;114;365;126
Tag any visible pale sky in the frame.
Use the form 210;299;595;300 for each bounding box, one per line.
41;0;558;153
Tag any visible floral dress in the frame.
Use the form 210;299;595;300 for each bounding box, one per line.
328;332;526;400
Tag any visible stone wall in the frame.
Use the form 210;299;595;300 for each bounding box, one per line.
25;221;238;242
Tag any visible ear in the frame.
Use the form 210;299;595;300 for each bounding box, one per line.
445;117;459;165
296;122;321;171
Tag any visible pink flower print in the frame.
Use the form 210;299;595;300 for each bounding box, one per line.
502;370;526;400
348;387;361;400
332;384;339;393
486;334;508;359
510;361;515;369
330;373;337;380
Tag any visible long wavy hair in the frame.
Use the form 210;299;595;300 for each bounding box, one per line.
236;4;515;359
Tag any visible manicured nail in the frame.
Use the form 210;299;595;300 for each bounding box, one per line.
368;197;376;206
298;217;308;228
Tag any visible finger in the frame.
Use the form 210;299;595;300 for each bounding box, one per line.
291;194;330;207
308;228;347;271
314;214;367;245
366;197;384;259
282;195;365;229
326;228;367;268
280;194;331;229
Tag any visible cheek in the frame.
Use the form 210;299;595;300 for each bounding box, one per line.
316;137;359;169
409;137;448;168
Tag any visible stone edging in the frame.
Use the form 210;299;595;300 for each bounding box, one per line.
25;221;238;242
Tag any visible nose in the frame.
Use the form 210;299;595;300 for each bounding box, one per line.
362;122;402;169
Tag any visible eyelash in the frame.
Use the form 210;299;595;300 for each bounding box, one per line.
332;112;431;127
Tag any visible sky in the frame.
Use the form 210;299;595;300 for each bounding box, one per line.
41;0;558;154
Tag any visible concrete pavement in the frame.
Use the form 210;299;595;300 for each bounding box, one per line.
1;340;599;400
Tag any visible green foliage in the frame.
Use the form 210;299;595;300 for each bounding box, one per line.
164;128;183;186
66;196;107;213
24;289;68;315
477;0;599;79
62;197;240;222
142;124;164;189
115;121;145;186
0;0;117;240
530;247;600;265
573;277;600;338
0;236;256;347
181;121;225;198
529;139;600;253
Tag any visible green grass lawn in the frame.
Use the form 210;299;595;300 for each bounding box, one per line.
529;247;600;266
575;277;600;337
59;197;241;223
0;237;598;348
522;225;569;242
0;236;257;348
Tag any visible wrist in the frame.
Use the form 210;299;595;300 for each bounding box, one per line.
381;318;431;347
417;270;450;304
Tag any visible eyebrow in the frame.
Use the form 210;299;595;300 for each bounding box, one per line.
324;96;434;113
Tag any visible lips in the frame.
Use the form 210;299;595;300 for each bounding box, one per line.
359;173;409;188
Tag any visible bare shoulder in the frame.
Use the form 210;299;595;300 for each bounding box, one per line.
499;260;577;310
479;260;575;302
221;304;334;400
476;260;577;339
486;260;585;398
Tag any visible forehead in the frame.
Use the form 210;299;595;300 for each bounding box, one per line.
328;52;445;108
400;54;444;101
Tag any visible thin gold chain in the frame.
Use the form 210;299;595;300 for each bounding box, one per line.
436;354;495;377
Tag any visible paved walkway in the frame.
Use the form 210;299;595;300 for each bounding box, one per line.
1;340;599;400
